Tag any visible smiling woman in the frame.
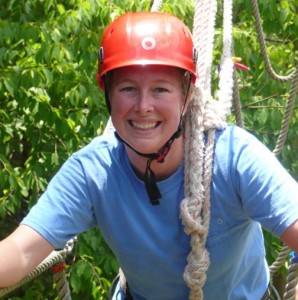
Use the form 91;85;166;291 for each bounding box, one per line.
1;9;298;300
96;12;197;205
109;66;187;152
108;65;190;196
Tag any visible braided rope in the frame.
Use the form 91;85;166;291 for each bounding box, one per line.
193;0;217;95
243;5;298;297
272;65;298;157
53;269;72;300
150;0;163;12
284;262;298;300
180;1;216;297
250;1;298;295
217;0;234;119
269;245;291;276
0;239;75;298
180;1;235;298
251;0;296;83
181;86;209;300
232;70;244;127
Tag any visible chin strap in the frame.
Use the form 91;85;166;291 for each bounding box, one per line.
114;126;183;205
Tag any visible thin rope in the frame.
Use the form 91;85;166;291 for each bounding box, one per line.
232;69;244;127
251;0;298;297
272;65;298;156
284;262;298;300
0;239;75;298
251;0;296;83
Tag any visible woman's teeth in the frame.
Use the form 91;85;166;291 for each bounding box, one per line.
131;121;157;130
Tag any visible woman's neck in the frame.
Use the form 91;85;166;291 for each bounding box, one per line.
126;137;184;181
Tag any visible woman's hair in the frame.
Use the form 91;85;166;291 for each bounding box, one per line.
104;68;193;97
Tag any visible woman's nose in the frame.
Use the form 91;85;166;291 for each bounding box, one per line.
134;92;153;113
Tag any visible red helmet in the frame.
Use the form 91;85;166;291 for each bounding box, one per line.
97;11;197;89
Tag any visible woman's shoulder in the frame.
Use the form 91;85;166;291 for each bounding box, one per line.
214;124;274;165
73;132;121;158
215;124;256;143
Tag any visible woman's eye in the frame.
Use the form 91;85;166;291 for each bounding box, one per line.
154;87;169;93
120;86;136;92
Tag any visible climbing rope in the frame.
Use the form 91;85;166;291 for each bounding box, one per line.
272;65;298;157
251;0;296;83
180;0;216;296
232;69;244;127
180;0;234;299
0;238;75;299
284;261;298;300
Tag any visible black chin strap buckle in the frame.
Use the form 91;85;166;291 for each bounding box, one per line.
114;125;184;206
144;159;161;205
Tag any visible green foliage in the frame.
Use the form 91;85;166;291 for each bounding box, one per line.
0;0;297;298
230;0;298;173
69;228;118;300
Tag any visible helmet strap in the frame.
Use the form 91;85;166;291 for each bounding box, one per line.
104;80;112;114
114;125;183;205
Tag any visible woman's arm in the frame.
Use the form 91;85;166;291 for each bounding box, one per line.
280;218;298;253
0;224;54;287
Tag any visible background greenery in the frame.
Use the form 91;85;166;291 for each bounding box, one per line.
0;0;297;298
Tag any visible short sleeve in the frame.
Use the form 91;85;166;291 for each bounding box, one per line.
21;155;96;249
232;129;298;237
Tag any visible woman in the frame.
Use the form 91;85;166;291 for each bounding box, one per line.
0;11;298;300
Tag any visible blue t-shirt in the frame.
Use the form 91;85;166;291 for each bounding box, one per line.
22;125;298;300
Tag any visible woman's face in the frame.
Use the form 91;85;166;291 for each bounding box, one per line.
109;65;186;154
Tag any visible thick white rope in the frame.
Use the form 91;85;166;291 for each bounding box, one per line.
232;70;244;127
193;0;217;97
180;0;235;299
217;0;234;120
181;86;209;300
180;0;216;295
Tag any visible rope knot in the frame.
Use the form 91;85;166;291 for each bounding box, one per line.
184;248;210;290
180;196;207;235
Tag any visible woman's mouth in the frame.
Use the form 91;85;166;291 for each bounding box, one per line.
129;121;160;130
